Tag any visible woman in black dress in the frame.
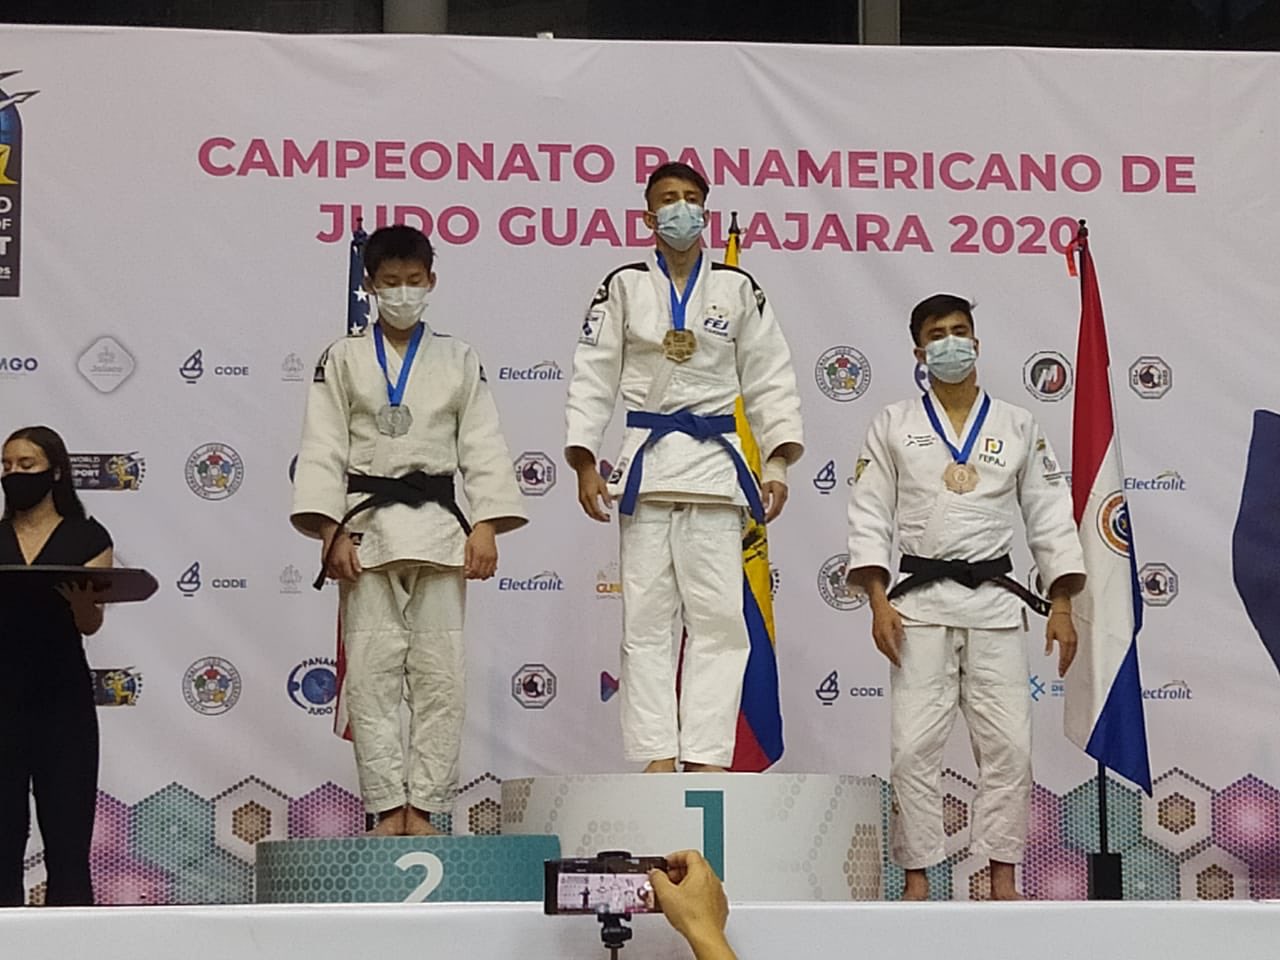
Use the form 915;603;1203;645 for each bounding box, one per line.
0;426;112;906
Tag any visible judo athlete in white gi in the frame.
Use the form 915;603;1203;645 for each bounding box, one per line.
292;226;527;836
564;162;804;772
846;294;1085;899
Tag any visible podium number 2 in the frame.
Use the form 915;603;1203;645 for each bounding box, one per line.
395;851;445;903
684;790;725;879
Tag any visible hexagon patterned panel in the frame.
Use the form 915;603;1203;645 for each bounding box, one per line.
23;767;1280;904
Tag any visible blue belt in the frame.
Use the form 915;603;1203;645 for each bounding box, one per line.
619;409;765;523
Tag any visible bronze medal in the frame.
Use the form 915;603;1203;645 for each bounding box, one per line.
943;461;979;494
662;328;697;363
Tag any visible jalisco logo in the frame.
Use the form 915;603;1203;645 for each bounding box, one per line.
1023;351;1073;402
279;564;304;594
514;451;557;496
498;360;564;382
186;443;244;500
511;663;557;709
92;667;142;707
180;349;250;383
0;68;37;297
281;353;306;382
1138;563;1179;607
498;570;565;592
69;452;145;491
1125;470;1186;492
1096;491;1131;557
1129;356;1172;399
1143;680;1193;701
287;658;338;716
817;554;868;611
815;345;872;402
183;656;242;716
77;336;135;394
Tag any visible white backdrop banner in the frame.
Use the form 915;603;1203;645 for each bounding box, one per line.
1;26;1277;903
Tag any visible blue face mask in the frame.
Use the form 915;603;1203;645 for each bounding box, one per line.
924;335;977;384
654;200;705;251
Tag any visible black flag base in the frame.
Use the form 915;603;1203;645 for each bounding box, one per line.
1088;852;1123;900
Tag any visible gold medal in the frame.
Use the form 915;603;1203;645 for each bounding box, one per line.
662;329;697;363
943;461;979;494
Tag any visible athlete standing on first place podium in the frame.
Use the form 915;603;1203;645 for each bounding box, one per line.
564;162;804;773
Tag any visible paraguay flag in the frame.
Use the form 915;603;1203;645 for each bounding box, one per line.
724;212;785;770
1063;225;1152;793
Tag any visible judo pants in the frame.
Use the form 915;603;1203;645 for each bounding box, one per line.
889;621;1031;868
340;565;465;814
619;501;748;767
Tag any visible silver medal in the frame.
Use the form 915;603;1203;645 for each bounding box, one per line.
376;404;413;437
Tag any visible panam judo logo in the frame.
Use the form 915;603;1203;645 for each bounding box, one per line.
287;658;338;716
0;69;37;297
817;554;868;611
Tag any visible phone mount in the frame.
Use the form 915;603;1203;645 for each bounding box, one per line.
597;911;634;959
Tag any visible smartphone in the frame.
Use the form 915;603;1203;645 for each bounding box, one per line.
544;852;668;916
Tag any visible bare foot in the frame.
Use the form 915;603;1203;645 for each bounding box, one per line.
901;868;930;901
684;763;726;772
644;759;678;773
989;861;1025;900
368;806;406;836
405;807;443;836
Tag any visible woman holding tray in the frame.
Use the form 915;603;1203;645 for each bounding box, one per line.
0;425;112;906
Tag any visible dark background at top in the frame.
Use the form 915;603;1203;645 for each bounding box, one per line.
5;0;1280;48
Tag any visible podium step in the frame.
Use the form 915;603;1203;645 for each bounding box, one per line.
502;773;883;901
254;835;560;904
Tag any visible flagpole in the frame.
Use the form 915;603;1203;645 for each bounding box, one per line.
1073;220;1124;901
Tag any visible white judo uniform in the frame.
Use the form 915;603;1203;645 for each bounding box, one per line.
846;387;1084;867
565;251;804;766
292;321;526;814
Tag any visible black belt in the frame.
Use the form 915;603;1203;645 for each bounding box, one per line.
312;470;471;590
886;554;1050;617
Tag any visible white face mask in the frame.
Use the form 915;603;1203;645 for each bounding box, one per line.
374;285;430;330
654;200;706;252
924;335;978;384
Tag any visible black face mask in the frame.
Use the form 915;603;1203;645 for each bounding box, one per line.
2;469;56;512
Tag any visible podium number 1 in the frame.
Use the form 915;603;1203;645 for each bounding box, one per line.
684;790;725;879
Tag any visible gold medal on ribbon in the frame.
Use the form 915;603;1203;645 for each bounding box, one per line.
943;461;979;494
662;329;697;363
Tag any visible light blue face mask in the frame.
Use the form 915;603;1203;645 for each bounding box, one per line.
924;335;977;384
654;200;706;251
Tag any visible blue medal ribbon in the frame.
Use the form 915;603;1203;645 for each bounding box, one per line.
921;391;990;465
373;321;425;407
655;252;703;332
